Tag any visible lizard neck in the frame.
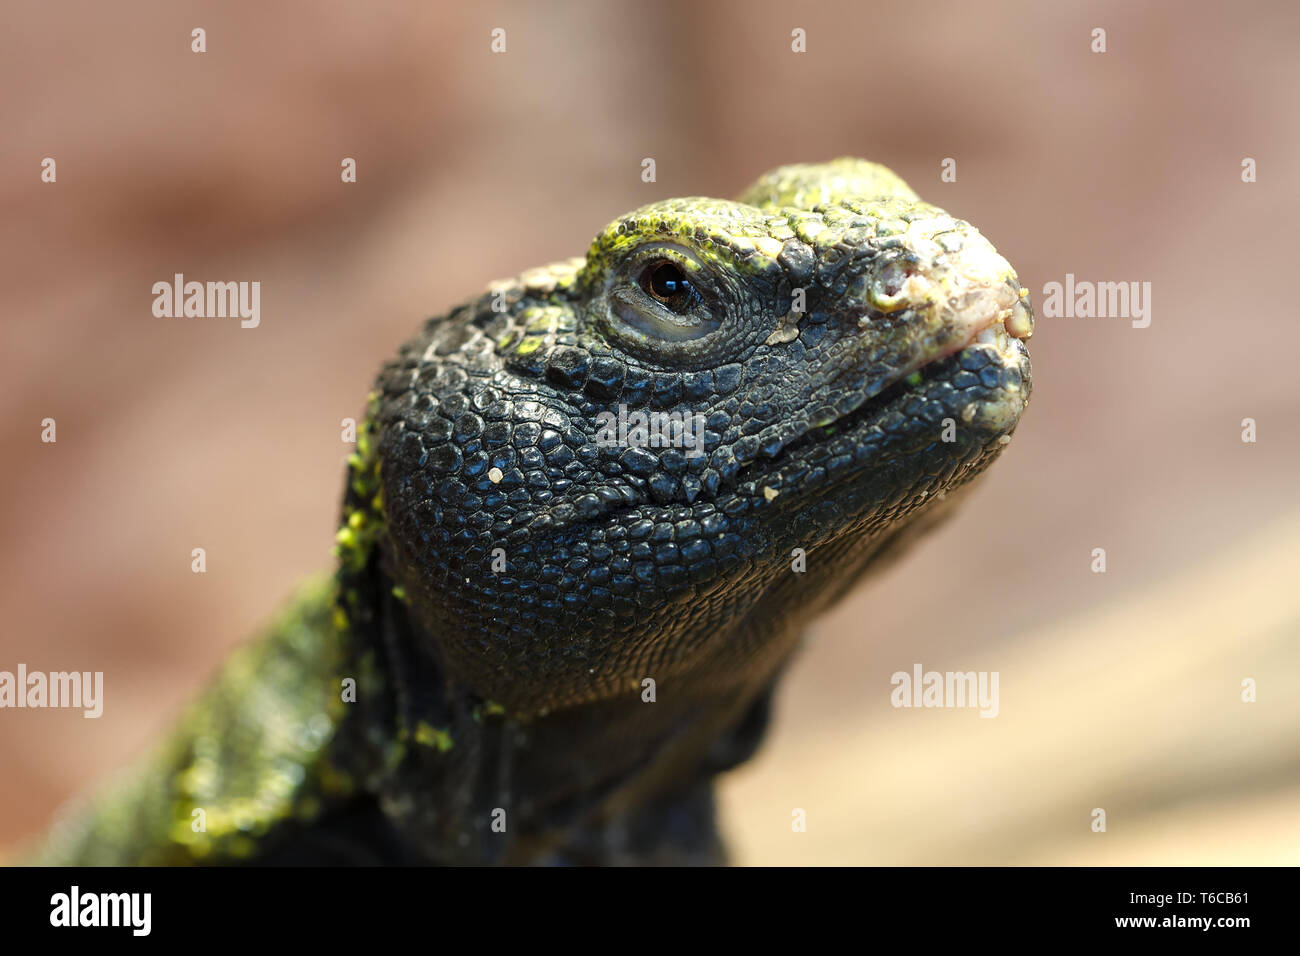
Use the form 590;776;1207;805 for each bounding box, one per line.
326;448;966;862
330;552;788;864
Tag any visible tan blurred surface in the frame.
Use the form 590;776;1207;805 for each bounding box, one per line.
721;509;1300;864
2;0;1297;862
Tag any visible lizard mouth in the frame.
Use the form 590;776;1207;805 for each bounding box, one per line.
754;312;1032;477
828;269;1035;431
770;260;1035;463
849;312;1027;426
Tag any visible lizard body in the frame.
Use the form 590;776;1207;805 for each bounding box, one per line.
34;160;1033;865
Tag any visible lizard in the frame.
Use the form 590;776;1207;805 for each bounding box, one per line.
31;158;1034;865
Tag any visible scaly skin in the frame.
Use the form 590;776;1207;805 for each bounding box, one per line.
32;159;1033;865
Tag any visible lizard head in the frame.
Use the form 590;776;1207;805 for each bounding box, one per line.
362;159;1032;715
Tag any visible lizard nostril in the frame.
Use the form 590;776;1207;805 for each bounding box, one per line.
867;259;921;313
879;262;910;296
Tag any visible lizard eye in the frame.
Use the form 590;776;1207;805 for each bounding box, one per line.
640;261;701;314
605;251;720;345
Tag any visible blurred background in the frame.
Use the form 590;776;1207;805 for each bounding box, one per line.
2;0;1297;864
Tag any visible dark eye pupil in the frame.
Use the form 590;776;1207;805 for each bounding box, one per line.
649;263;684;298
642;262;698;313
